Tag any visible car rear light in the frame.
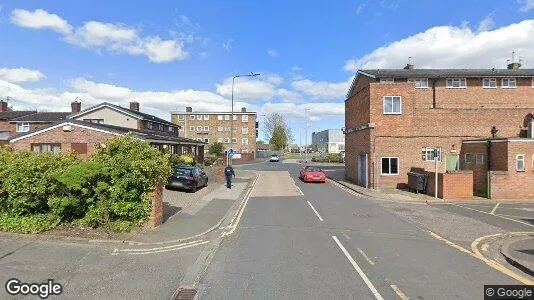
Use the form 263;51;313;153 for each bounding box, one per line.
184;176;194;180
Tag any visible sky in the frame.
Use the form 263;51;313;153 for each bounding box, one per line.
1;0;534;144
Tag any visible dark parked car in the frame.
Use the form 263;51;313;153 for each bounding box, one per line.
165;166;208;192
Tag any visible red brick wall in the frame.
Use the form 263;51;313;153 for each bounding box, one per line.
460;142;488;195
10;125;111;158
146;183;163;229
426;171;473;199
345;130;371;184
0;122;53;137
490;170;534;200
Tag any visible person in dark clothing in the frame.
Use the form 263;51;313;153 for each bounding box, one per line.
224;166;235;189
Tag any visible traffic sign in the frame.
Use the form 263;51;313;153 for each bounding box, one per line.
228;148;236;157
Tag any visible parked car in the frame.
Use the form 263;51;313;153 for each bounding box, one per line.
299;165;327;183
165;166;208;192
269;154;280;162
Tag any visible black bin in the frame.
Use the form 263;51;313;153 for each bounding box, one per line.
407;172;428;193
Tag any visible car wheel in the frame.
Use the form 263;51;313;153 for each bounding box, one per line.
191;184;198;193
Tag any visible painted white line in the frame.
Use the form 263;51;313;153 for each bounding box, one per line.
307;201;324;221
296;186;304;196
112;240;210;255
126;240;210;255
115;239;204;252
490;202;500;215
357;248;376;266
342;233;351;240
332;236;384;300
451;203;534;228
390;285;409;300
221;173;259;237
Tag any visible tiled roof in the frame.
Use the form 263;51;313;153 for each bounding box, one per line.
0;111;37;120
359;69;534;78
11;112;71;122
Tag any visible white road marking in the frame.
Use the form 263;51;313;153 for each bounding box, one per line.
490;203;500;215
357;248;376;266
307;201;324;221
451;203;534;228
342;233;351;240
115;239;204;252
112;240;210;255
390;285;409;300
222;173;259;237
332;236;384;300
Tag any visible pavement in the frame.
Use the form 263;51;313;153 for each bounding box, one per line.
501;235;534;276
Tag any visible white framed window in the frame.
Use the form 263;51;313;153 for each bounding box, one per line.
217;126;223;132
190;115;195;120
217;138;223;143
16;122;30;133
231;138;237;144
532;78;534;88
203;115;209;120
225;127;230;132
178;114;185;121
147;122;153;130
224;138;230;144
204;138;209;143
190;126;195;131
204;126;209;131
502;78;516;88
476;154;484;165
232;115;237;121
380;78;394;84
421;147;441;161
197;138;202;142
408;78;428;88
196;115;202;120
381;157;399;175
483;78;497;88
383;96;402;115
242;127;249;134
224;115;230;121
32;144;60;153
516;154;525;171
218;115;223;120
464;153;475;165
242;138;248;145
242;115;249;122
242;149;248;153
446;78;467;88
197;126;202;131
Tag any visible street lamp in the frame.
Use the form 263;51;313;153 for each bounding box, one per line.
304;108;310;163
229;72;260;166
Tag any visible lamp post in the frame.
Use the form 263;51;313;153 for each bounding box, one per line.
229;72;260;166
304;108;310;163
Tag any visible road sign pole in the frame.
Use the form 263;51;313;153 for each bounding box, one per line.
434;148;438;199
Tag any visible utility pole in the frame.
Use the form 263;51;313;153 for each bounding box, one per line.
434;148;438;198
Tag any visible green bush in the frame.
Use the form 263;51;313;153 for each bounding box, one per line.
208;142;223;156
204;156;218;166
0;213;60;233
170;154;196;167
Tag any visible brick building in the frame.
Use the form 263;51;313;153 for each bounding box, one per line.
344;63;534;191
170;107;258;155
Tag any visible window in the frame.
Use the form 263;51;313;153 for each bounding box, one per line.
383;96;402;114
532;78;534;88
218;115;223;120
204;126;209;131
168;126;174;132
242;115;248;122
197;138;202;142
203;115;209;120
464;153;475;165
446;78;467;88
476;154;484;165
147;122;153;130
218;138;223;143
242;149;248;153
190;115;195;120
158;124;164;131
408;78;428;88
421;147;441;161
502;78;516;88
224;115;230;121
231;138;237;144
225;127;230;132
83;119;104;124
381;157;399;175
224;138;230;144
197;126;202;131
242;138;248;145
218;126;223;132
204;138;209;143
233;115;237;121
483;78;496;88
178;114;185;121
242;127;249;134
32;143;61;153
516;154;525;171
16;122;30;132
380;78;394;84
190;126;195;131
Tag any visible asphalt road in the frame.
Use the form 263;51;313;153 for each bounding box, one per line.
197;161;519;299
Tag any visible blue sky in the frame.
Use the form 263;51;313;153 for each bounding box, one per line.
1;0;533;144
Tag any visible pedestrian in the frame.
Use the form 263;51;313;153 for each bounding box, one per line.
224;165;235;189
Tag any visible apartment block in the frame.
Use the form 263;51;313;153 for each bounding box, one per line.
170;107;258;154
344;61;534;196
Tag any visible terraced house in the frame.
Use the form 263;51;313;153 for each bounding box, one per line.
344;60;534;199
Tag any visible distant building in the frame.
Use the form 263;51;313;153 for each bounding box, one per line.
311;129;345;154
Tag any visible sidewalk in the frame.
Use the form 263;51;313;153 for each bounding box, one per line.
501;235;534;277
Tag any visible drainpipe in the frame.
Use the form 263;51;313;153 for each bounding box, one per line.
432;79;437;108
486;140;492;199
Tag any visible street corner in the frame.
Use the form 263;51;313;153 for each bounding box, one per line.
500;234;534;278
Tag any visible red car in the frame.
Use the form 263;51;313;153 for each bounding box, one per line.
299;166;327;183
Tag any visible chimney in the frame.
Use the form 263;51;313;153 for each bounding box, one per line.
403;64;414;70
507;62;521;70
0;100;7;112
71;101;81;113
241;107;246;112
186;107;192;112
129;101;140;112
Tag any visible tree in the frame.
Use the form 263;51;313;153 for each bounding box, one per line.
263;113;293;151
256;140;265;145
208;142;223;156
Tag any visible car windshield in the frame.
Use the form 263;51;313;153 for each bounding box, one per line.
174;168;192;176
306;166;322;172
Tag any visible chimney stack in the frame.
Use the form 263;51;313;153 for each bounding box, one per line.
241;107;246;112
186;107;192;112
0;99;7;112
129;101;140;112
507;51;522;70
71;101;81;113
404;64;414;70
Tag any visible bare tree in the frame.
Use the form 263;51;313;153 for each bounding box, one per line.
262;113;293;150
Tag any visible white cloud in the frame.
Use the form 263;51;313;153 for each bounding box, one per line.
262;102;344;118
216;75;279;101
11;9;72;34
222;39;234;52
0;67;46;83
267;49;279;57
519;0;534;11
291;77;353;100
10;9;189;63
344;20;534;71
277;88;302;103
70;77;132;99
477;15;495;32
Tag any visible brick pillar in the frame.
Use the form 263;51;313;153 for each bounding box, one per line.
146;182;164;229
